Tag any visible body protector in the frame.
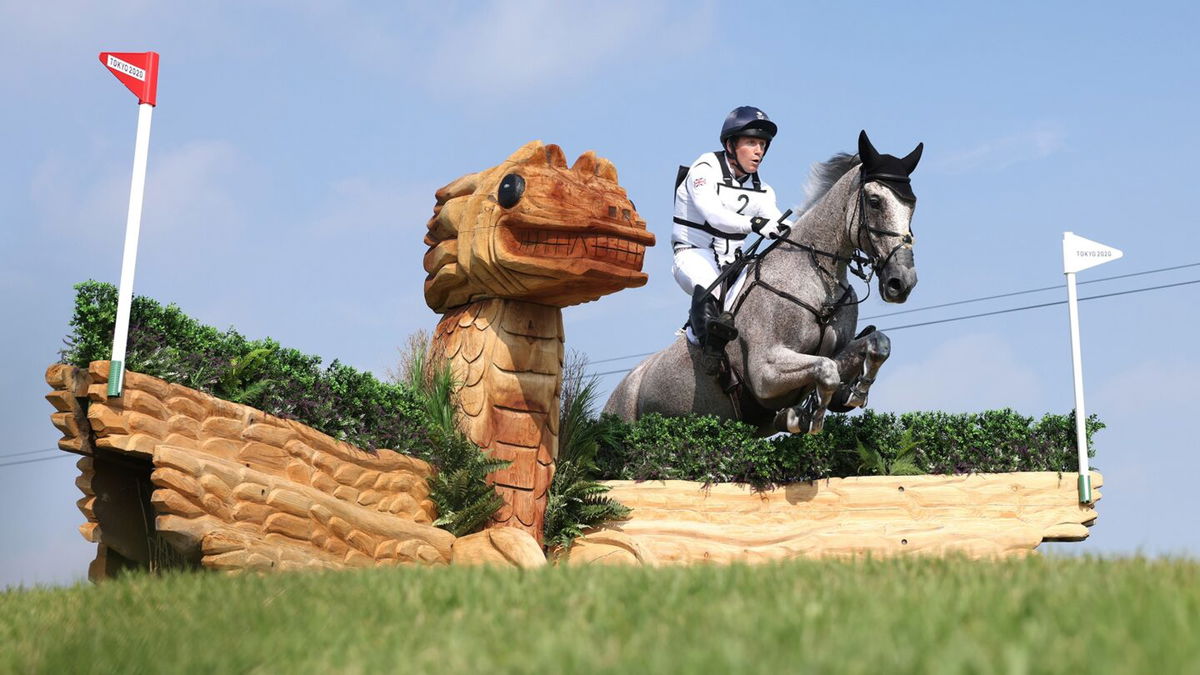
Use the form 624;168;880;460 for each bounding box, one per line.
672;151;786;269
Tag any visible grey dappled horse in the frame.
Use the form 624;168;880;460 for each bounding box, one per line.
605;131;923;435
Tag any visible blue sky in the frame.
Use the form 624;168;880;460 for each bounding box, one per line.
3;1;1198;587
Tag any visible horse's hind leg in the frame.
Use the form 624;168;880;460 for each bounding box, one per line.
828;327;891;413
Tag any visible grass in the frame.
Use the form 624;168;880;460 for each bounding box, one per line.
1;556;1196;674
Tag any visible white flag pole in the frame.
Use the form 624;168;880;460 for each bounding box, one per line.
1061;231;1123;503
1064;268;1091;503
108;102;154;397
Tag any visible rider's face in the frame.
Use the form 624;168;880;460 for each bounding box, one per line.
731;136;767;176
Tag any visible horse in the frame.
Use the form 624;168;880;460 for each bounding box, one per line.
604;131;923;435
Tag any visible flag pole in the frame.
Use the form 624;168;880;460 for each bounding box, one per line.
1061;231;1122;504
1064;268;1091;503
108;101;154;397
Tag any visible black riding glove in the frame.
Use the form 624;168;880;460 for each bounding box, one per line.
751;216;788;240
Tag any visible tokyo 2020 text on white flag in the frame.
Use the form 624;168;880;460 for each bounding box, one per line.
98;51;159;397
1062;232;1122;503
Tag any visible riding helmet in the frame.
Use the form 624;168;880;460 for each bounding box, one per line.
719;106;778;145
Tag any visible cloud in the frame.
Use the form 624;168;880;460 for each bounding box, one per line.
423;1;714;98
936;123;1067;174
30;139;254;244
868;332;1043;413
285;1;715;100
309;176;440;236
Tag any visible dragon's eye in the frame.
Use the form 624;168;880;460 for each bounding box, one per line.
497;173;525;209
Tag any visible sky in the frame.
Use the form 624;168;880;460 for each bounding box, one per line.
2;1;1198;588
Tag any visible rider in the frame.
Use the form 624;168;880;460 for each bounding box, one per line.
672;106;792;375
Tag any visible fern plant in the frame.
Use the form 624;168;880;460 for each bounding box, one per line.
215;347;275;406
854;430;923;476
404;341;508;537
544;357;630;551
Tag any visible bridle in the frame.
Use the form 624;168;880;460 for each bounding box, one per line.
725;172;915;333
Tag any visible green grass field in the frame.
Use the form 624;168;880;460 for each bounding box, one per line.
2;556;1196;674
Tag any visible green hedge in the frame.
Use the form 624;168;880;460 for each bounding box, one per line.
61;281;429;455
594;409;1103;489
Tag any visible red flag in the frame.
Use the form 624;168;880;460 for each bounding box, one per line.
99;51;159;106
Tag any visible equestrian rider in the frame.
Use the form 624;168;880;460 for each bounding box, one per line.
672;106;791;375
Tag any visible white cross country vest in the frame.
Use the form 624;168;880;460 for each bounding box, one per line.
672;151;782;266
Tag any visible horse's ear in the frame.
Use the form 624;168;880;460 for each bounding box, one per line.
900;142;924;175
858;130;881;169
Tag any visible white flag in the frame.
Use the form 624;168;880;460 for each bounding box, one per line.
1062;232;1123;274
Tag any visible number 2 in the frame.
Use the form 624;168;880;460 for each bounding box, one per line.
735;194;749;214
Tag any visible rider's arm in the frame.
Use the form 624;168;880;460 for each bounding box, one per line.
686;162;754;235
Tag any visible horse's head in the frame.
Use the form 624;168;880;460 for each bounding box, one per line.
854;131;922;303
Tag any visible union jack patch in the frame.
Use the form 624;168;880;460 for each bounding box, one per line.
693;177;706;189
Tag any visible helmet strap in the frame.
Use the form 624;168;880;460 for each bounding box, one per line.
725;139;750;178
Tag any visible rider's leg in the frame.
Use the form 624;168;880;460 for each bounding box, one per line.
674;248;735;375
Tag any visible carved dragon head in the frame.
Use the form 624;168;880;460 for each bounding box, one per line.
422;141;655;312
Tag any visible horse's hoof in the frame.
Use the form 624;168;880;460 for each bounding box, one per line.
774;408;801;434
846;389;868;408
807;408;826;434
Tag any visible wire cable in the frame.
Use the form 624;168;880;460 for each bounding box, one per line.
862;261;1200;321
586;277;1200;377
881;278;1200;332
0;454;74;469
586;261;1200;367
0;446;60;456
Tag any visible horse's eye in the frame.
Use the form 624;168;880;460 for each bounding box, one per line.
497;173;525;209
867;195;882;209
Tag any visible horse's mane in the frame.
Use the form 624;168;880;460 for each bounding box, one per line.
798;152;861;215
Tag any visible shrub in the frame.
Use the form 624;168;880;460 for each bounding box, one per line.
595;408;1104;487
543;356;629;550
61;281;428;455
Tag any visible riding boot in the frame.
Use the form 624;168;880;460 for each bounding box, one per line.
690;286;738;377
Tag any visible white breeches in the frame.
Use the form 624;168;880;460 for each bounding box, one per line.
672;247;724;299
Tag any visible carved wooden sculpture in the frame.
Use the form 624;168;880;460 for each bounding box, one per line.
47;361;456;578
423;141;655;542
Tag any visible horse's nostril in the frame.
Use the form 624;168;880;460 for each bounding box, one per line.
886;278;904;296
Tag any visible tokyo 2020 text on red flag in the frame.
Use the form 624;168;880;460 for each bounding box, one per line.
99;52;159;105
99;51;160;397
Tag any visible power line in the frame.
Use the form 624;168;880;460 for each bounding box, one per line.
862;260;1200;321
587;277;1200;378
587;260;1200;368
882;278;1200;331
0;454;73;469
590;351;656;365
0;448;59;459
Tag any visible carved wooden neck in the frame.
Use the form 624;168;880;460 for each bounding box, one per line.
431;298;564;544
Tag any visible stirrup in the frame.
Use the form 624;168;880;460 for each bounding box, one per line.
705;312;739;343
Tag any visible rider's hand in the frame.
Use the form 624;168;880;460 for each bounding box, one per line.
751;217;789;240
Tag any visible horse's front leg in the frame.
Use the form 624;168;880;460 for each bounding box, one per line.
745;345;841;434
828;327;891;412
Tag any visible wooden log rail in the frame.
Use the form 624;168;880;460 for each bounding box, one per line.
566;474;1102;565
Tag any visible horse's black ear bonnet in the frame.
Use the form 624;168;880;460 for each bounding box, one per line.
858;130;923;203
